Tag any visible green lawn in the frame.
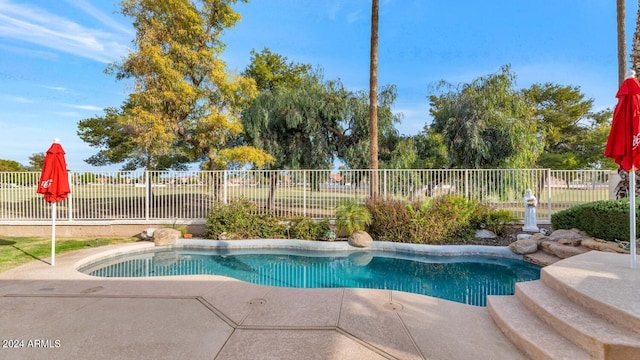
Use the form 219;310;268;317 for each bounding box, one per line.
0;236;139;274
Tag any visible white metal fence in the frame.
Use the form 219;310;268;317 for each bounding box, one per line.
0;169;613;223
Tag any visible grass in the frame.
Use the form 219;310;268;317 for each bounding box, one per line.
0;236;139;274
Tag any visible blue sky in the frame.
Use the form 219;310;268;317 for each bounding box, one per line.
0;0;637;171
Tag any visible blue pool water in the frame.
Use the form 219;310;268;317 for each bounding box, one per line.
80;248;541;306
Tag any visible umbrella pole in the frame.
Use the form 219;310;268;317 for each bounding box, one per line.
631;168;637;269
51;203;56;266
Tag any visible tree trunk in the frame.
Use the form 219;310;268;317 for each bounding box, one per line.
632;1;640;76
369;0;379;199
617;0;626;85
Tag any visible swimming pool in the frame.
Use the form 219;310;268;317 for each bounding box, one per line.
79;246;540;307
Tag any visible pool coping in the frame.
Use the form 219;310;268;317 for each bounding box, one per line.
73;239;524;273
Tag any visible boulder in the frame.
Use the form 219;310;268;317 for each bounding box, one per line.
516;234;532;241
581;238;629;254
138;227;156;241
529;233;548;244
475;229;497;240
348;231;373;248
541;241;590;259
548;229;586;243
153;228;180;246
509;239;539;255
218;232;240;240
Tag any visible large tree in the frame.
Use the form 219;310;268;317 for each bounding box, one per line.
241;50;400;171
523;83;595;169
78;0;272;171
242;48;312;92
429;66;542;169
382;127;448;170
0;159;25;172
78;107;191;170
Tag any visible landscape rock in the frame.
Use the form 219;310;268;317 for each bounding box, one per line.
581;238;629;254
138;228;156;240
516;234;532;241
349;231;373;248
475;229;497;240
153;228;180;246
218;232;240;240
529;233;548;244
509;239;539;255
540;241;590;259
548;229;586;243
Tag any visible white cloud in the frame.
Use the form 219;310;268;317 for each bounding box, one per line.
69;104;103;111
0;1;130;63
65;0;134;36
44;86;67;91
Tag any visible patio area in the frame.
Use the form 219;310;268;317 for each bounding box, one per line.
0;243;638;359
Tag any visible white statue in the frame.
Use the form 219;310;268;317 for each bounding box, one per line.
523;189;539;232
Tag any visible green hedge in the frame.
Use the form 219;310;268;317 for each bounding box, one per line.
551;198;638;241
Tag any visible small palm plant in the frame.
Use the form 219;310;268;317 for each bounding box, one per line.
335;200;372;236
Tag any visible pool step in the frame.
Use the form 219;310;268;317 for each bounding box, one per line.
540;264;640;334
487;294;589;360
488;280;640;360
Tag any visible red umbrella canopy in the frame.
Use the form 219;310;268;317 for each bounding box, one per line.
37;142;70;203
605;76;640;170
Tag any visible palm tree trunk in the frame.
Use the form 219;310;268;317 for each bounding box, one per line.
369;0;379;199
617;0;626;85
632;1;640;76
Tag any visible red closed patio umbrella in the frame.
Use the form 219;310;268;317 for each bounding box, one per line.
604;70;640;269
36;138;70;266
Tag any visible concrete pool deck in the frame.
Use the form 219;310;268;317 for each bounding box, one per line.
0;242;638;359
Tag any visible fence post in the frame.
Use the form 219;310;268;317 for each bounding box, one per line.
464;169;469;200
145;170;150;220
67;172;73;221
223;170;228;204
303;170;307;217
547;169;552;222
383;169;387;200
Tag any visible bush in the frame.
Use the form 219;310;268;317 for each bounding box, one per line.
206;198;285;239
476;208;515;236
287;217;331;240
366;195;496;244
366;198;414;242
551;198;637;241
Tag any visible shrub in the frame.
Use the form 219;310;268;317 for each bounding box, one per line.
287;217;331;240
551;198;637;242
366;198;414;242
476;208;515;236
206;198;285;239
367;195;506;244
335;200;372;236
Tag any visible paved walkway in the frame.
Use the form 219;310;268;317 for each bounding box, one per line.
0;242;528;359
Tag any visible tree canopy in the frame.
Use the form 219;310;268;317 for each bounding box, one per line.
429;65;543;168
523;83;603;169
78;0;273;171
